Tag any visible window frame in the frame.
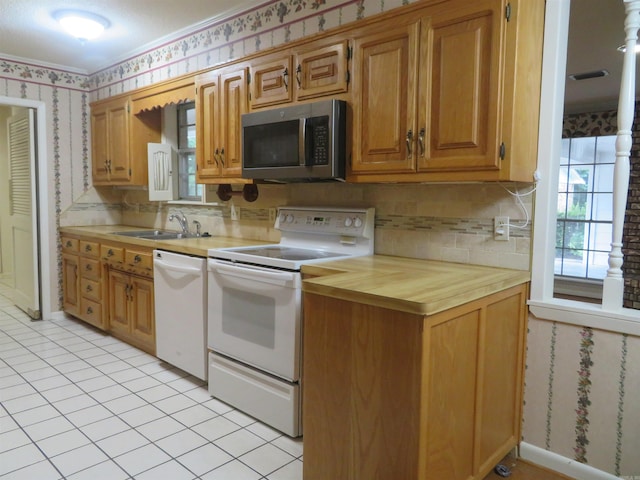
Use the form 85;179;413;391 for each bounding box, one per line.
554;134;616;296
162;103;218;205
176;101;200;202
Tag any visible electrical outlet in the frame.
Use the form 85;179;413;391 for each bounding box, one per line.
494;216;509;241
231;204;240;221
269;208;277;224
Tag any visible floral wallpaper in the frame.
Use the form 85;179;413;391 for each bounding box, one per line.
523;318;639;477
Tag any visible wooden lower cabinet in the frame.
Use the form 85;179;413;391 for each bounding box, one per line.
61;236;106;330
61;232;155;354
302;283;528;480
106;251;155;355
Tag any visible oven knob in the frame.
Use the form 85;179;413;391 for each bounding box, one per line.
344;217;353;227
286;214;295;223
279;213;287;224
354;217;363;228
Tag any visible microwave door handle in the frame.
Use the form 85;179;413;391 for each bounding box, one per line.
299;118;307;166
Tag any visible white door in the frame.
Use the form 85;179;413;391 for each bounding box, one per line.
8;109;40;319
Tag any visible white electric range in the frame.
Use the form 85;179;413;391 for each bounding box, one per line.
206;206;375;437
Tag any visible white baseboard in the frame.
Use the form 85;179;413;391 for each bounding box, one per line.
519;442;620;480
49;310;67;321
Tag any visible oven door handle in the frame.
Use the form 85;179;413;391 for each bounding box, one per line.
209;260;297;286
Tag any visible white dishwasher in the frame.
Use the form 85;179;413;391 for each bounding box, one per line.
153;250;207;380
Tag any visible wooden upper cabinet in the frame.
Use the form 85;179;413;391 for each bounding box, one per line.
249;40;350;109
420;0;501;173
219;69;248;178
249;55;293;109
295;40;349;100
91;98;131;184
91;96;163;186
349;0;544;182
351;21;420;174
196;71;219;179
195;66;250;183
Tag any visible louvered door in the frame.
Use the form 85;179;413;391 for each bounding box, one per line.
7;109;40;319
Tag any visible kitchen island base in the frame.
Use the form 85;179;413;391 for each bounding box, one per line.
302;283;529;480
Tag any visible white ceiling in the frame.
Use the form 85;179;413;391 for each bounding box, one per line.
0;0;258;73
0;0;635;113
564;0;634;113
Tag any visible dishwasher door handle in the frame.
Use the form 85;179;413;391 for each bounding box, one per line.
154;259;203;276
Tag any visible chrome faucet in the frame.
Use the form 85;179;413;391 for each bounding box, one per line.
193;220;201;237
169;210;189;234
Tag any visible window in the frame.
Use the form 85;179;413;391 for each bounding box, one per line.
556;136;614;282
529;0;640;336
176;102;200;201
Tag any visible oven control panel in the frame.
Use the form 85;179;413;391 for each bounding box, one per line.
275;207;374;238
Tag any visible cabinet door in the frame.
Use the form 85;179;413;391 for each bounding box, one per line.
62;253;80;316
425;309;479;479
249;55;293;109
130;276;155;348
351;22;419;173
108;270;130;336
295;40;349;100
91;109;110;183
219;67;248;178
196;72;221;180
419;0;501;172
107;102;132;182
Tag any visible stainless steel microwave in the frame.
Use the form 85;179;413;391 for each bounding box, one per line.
241;99;346;182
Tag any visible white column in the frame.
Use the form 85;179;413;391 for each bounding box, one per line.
603;0;640;310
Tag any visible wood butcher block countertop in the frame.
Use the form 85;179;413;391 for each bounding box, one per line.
58;225;271;257
301;255;530;316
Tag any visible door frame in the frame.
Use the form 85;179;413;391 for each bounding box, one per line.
0;96;51;320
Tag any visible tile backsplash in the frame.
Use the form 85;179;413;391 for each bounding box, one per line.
62;181;533;271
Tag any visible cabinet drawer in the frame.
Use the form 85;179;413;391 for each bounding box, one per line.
81;278;101;302
61;237;79;253
80;240;100;258
80;298;103;329
101;245;124;263
125;250;153;271
80;258;101;280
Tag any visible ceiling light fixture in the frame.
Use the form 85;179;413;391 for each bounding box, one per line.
53;10;110;42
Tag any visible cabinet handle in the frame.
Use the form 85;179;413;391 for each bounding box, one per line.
65;240;72;248
406;130;413;159
295;64;302;88
134;255;142;263
283;67;289;91
418;127;425;157
85;264;92;271
214;148;220;166
87;306;93;315
85;244;92;252
220;148;225;167
86;284;93;293
107;249;114;257
125;284;132;301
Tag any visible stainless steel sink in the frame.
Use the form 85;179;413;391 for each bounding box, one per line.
111;230;193;240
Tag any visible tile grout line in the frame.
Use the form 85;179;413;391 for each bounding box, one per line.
0;293;303;479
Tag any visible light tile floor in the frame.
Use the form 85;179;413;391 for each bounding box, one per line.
0;286;303;479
